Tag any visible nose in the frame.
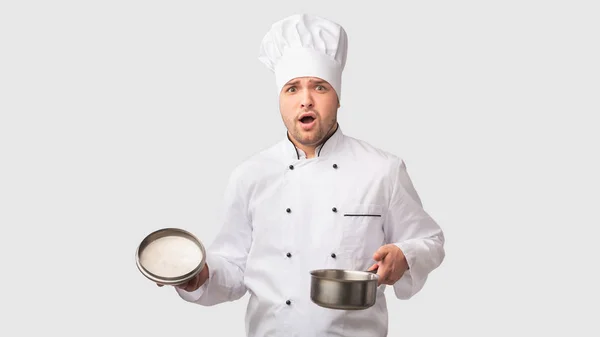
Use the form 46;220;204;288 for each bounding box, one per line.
300;91;314;109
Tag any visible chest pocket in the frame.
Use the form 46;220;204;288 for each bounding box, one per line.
337;203;385;263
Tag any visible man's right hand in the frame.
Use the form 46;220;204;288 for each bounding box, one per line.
156;263;209;292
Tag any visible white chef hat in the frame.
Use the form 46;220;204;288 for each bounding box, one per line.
258;14;348;101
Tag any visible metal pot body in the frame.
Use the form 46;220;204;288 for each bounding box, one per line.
310;269;379;310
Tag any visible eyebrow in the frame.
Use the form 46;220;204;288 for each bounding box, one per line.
284;79;327;87
284;80;300;87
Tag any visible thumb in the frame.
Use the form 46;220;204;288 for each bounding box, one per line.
367;262;379;272
373;245;391;261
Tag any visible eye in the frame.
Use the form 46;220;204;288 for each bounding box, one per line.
287;86;296;93
316;85;325;91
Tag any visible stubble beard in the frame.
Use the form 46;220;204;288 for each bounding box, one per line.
288;116;336;147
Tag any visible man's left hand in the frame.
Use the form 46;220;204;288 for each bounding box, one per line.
367;244;409;286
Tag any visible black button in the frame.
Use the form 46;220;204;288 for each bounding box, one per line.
332;207;337;212
333;164;338;169
331;253;336;258
289;165;294;170
286;208;291;213
286;300;291;305
286;252;292;258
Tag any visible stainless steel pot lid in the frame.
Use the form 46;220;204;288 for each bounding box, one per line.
135;227;206;285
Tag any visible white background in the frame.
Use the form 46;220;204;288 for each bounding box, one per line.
1;0;599;336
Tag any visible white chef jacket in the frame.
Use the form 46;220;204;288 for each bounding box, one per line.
175;125;445;337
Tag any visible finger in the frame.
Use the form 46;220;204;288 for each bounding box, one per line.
381;264;402;285
376;265;389;285
367;263;379;272
185;279;198;292
181;275;199;292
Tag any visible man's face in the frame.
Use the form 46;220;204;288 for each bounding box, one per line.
279;77;339;147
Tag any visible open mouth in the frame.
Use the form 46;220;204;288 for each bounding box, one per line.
300;116;315;124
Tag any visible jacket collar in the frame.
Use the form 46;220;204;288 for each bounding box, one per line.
284;123;343;160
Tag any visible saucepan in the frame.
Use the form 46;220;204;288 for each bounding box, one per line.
309;266;379;310
135;227;206;286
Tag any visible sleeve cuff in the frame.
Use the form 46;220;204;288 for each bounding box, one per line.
394;241;416;270
392;241;424;299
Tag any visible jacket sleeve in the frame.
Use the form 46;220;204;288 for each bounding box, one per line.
383;158;445;300
175;166;252;306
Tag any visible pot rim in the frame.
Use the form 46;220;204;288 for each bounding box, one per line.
309;268;379;283
135;227;206;285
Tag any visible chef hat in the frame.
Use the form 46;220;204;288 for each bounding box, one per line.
258;14;348;101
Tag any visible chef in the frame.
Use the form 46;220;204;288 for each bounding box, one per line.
165;13;445;337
